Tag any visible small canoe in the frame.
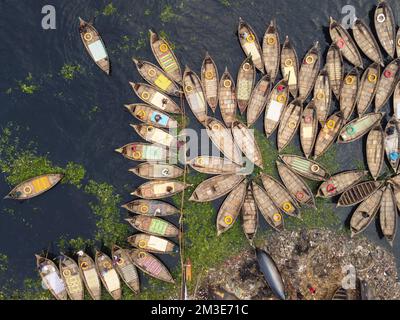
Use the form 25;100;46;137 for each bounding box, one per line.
380;184;397;246
394;81;400;120
277;98;302;152
149;30;182;83
130;82;181;114
262;20;280;83
332;287;349;300
125;216;179;238
338;113;383;143
129;249;174;283
246;75;271;126
236;57;256;114
384;118;400;172
350;188;383;237
130;124;178;149
374;0;396;58
366;125;385;180
232;120;264;169
237;18;264;73
281;36;299;97
375;58;400;112
277;161;315;208
313;68;331;125
261;173;300;218
187;156;243;175
252;182;284;232
280;154;330;181
300;100;318;158
78;18;110;75
121;199;178;216
115;143;176;162
77;251;101;300
35;255;67;300
59;254;84;300
132;58;181;96
314;112;344;159
338;180;384;207
127;234;178;254
95;251;121;300
326;43;344;100
340;68;359;121
183;66;207;125
125;104;178;129
189;174;245;202
329;17;363;68
216;181;247;236
129;162;183;180
264;79;289;137
5;174;63;200
356;63;380;116
219;68;237;128
317;170;367;198
201;52;219;113
352;19;384;66
112;245;140;294
241;185;258;243
298;41;321;102
131;180;190;199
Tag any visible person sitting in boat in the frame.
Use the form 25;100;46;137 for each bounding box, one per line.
154;114;162;123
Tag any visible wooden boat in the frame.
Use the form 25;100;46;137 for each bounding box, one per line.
276;161;315;208
352;19;384;66
340;68;359;121
59;254;84;300
236;57;256;114
332;287;349;300
189;174;245;202
379;185;397;246
298;42;321;102
375;58;400;112
125;104;178;129
280;154;330;181
329;17;363;68
338;113;383;143
130;124;178;149
115;143;176;162
281;36;299;97
394;81;400;120
5;174;63;200
94;251;121;300
129;82;181;114
264;79;289;137
149;30;182;83
366;125;385;180
350;188;383;237
317;170;367;198
261;174;300;218
131;180;190;199
219;68;237;128
125;216;179;238
127;234;178;254
246;75;271;126
356;63;380;116
314;112;344;159
326;43;344;100
201;52;219;113
129;249;174;283
384;118;400;172
204;117;243;165
187;156;243;175
129;163;183;180
231;120;264;169
78;18;110;75
35;255;67;300
241;185;258;243
262;20;280;83
313;68;331;125
183;66;207;125
77;251;101;300
132;58;181;96
216;181;247;236
237;18;264;73
374;0;396;58
337;180;383;207
300;100;318;158
252;182;284;232
277;98;302;152
121;199;178;216
111;245;140;294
